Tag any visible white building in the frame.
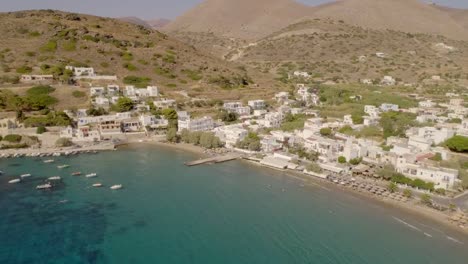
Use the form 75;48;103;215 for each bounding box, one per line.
248;100;266;110
21;75;54;82
140;115;168;129
223;102;251;116
90;87;105;97
380;103;399;112
178;116;214;132
364;105;380;117
214;125;248;148
263;112;283;128
381;76;396;86
416;127;455;145
274;92;289;103
396;156;459;190
154;98;176;109
66;66;95;77
292;71;310;79
107;85;120;96
419;100;436;108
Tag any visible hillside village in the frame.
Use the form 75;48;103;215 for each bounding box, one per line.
1;4;468;219
1;62;468;205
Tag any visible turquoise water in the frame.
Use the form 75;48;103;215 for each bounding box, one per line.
0;145;467;264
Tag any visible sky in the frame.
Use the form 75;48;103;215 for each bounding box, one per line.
0;0;467;19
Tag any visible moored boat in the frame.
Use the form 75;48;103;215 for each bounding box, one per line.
71;172;82;176
48;176;61;180
20;174;32;178
57;165;70;169
85;173;97;178
110;184;122;190
9;179;21;184
36;183;52;190
43;159;54;163
92;183;103;187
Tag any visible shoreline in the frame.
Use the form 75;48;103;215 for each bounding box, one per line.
2;139;467;237
125;140;468;237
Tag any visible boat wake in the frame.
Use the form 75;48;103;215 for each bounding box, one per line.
446;236;464;245
392;216;423;232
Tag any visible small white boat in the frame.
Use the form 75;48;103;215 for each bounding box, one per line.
9;179;21;184
43;159;55;163
0;170;4;175
110;184;122;190
48;176;61;180
86;173;97;178
37;183;52;190
20;174;32;178
57;165;70;169
92;183;103;188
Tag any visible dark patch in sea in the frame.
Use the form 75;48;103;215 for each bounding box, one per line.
134;219;148;228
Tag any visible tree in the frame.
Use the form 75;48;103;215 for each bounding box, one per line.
166;128;178;143
420;194;432;206
319;127;333;137
403;189;412;198
189;131;202;145
115;97;134;112
351;114;364;125
3;134;22;143
306;162;323;174
55;138;73;147
435;188;446;196
219;111;238;123
377;164;396;180
180;129;190;143
379;112;416;138
387;182;398;193
349;157;362;165
338;156;347;164
87;107;108;116
36;126;47;134
445;136;468;153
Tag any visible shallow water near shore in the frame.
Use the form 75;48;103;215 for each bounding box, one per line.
1;144;467;264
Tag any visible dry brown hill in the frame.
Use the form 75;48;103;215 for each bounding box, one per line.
118;17;153;29
166;0;468;41
163;0;311;40
231;19;468;85
0;10;280;100
147;18;171;29
434;5;468;31
310;0;468;41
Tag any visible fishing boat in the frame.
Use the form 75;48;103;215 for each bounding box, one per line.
48;176;61;180
36;183;52;190
8;179;21;184
110;184;122;190
92;183;103;187
85;173;97;178
71;172;82;176
20;174;32;178
57;165;70;169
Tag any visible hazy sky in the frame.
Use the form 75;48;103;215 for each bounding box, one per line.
0;0;467;19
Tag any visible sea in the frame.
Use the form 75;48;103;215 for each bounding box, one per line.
0;144;467;264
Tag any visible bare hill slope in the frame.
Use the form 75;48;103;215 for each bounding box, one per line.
0;10;279;99
310;0;468;40
166;0;468;41
164;0;311;40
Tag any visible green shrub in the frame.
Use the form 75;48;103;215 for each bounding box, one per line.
72;90;86;98
123;63;138;71
36;126;47;134
55;138;73;147
445;136;468;153
338;156;346;164
40;40;58;52
1;143;28;149
3;134;22;143
123;76;151;87
63;40;77;51
320;127;333;137
16;66;33;74
27;85;55;96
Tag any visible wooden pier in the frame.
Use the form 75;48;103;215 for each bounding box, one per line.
185;154;242;166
